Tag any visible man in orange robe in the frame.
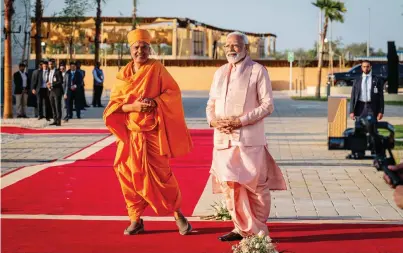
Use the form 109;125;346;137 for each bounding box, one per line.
103;29;193;235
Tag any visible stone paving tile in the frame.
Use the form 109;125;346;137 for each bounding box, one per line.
3;91;403;220
1;134;108;174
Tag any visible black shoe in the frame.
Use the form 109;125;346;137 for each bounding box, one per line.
124;219;144;235
38;116;44;120
46;118;51;121
49;122;57;126
77;116;81;119
98;104;104;107
56;121;61;126
218;232;243;242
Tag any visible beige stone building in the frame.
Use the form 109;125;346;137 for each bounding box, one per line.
30;16;277;61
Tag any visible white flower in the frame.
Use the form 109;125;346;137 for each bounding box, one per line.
214;211;218;216
223;217;227;221
266;235;272;242
214;205;220;210
221;200;227;207
255;243;260;249
257;230;265;238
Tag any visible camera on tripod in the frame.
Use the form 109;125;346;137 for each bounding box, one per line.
328;116;395;159
328;115;401;186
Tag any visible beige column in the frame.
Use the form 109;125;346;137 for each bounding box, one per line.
189;28;193;58
267;36;271;56
172;19;178;59
208;29;213;58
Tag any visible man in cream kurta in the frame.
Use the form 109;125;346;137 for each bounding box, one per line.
206;32;287;242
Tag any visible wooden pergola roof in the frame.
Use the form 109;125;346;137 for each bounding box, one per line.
36;16;277;38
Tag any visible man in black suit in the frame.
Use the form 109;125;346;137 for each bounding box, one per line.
30;61;44;117
13;63;30;118
47;59;64;126
349;60;384;121
32;60;52;120
64;61;84;121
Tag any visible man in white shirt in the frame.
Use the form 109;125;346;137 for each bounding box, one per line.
92;62;104;107
349;60;384;121
13;63;29;118
48;59;64;126
32;60;52;120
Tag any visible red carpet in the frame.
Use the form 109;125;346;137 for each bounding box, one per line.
1;130;213;217
0;126;110;134
2;219;403;253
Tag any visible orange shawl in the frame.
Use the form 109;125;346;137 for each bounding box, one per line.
103;59;193;158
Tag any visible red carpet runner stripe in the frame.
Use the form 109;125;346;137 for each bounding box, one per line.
0;126;111;134
2;219;402;253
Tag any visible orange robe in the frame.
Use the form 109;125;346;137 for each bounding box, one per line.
103;60;193;221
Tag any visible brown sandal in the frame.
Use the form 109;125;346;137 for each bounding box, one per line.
175;216;192;235
124;219;144;235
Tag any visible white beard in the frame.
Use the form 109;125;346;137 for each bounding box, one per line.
226;51;246;64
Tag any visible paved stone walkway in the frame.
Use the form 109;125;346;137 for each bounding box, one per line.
2;91;403;221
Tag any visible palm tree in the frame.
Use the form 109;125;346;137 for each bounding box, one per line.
132;0;137;29
312;0;346;98
34;0;43;67
94;0;105;64
3;0;15;119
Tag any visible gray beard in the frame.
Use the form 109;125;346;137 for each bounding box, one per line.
226;51;246;64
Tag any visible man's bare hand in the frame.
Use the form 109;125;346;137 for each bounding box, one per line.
377;113;383;121
213;117;242;134
349;113;355;120
141;98;157;109
384;163;403;188
394;186;403;209
32;89;36;95
211;119;230;133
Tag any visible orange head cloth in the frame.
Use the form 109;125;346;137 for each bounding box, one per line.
127;29;152;46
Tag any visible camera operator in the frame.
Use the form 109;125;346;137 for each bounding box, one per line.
384;163;403;209
349;60;384;121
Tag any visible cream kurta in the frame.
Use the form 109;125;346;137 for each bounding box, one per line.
207;56;286;192
206;56;286;237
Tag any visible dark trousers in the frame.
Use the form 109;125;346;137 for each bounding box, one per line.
355;101;376;156
68;91;81;118
355;101;374;118
49;90;62;123
37;88;52;118
93;85;103;106
82;85;89;107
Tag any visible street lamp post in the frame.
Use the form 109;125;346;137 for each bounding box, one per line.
41;41;46;56
367;8;371;57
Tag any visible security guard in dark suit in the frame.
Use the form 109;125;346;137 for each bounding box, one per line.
349;60;384;121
